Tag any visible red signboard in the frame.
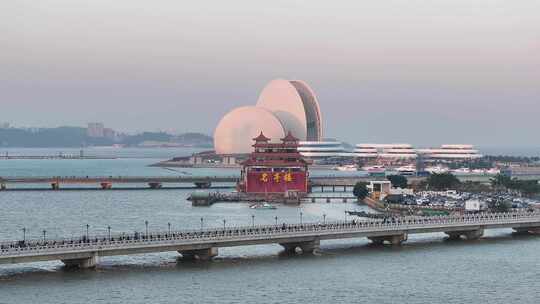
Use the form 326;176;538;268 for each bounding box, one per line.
246;171;307;193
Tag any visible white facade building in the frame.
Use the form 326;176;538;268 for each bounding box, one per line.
354;144;417;159
297;141;351;159
417;145;482;160
353;143;482;161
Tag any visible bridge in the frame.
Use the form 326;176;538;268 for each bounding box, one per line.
1;174;538;191
0;176;240;190
1;210;540;269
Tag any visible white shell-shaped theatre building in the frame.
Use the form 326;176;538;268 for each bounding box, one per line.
214;79;323;155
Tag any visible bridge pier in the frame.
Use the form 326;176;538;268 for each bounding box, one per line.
0;183;5;191
148;182;162;189
100;182;112;189
513;227;540;235
194;181;211;189
445;229;484;240
179;248;218;261
51;182;60;190
280;239;320;254
368;234;408;246
62;254;99;269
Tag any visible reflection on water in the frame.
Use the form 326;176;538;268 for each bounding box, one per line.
1;151;540;303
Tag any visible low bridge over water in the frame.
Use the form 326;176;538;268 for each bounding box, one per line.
3;174;537;191
1;211;540;269
0;176;240;190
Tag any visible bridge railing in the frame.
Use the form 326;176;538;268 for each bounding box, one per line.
2;210;540;257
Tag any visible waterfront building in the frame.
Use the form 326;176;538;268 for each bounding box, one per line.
417;145;482;160
297;141;351;160
354;144;417;159
214;79;323;155
237;132;310;195
353;143;481;162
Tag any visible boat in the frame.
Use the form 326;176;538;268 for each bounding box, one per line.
249;202;277;210
362;165;386;173
452;167;471;175
396;165;416;176
425;165;449;174
335;164;358;171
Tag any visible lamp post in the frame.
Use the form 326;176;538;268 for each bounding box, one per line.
168;222;171;235
300;212;303;224
145;220;149;237
323;213;327;224
200;217;204;230
86;224;89;240
42;229;47;242
107;226;111;241
251;215;255;227
275;216;278;225
22;227;26;243
223;219;226;230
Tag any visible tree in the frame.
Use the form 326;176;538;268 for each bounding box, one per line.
490;174;513;188
490;174;540;196
426;173;461;191
488;198;511;213
387;175;408;189
353;182;369;201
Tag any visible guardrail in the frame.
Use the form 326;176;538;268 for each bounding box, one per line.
2;210;539;258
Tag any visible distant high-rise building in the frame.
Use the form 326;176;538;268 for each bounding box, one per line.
103;128;116;140
87;123;105;137
0;122;10;129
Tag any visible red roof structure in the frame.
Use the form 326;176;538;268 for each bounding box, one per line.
281;131;299;143
238;133;310;196
252;132;271;143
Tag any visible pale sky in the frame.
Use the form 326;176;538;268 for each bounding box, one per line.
1;0;539;146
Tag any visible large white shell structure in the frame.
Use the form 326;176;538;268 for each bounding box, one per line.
214;106;286;154
256;79;322;141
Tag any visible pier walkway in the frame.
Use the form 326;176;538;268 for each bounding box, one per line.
1;211;540;268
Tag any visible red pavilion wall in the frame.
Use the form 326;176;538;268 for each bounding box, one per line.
245;171;307;193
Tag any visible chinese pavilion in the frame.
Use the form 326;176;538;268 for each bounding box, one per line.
238;131;310;195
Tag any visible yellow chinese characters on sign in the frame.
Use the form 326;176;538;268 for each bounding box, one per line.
284;172;293;183
273;173;281;183
260;173;269;183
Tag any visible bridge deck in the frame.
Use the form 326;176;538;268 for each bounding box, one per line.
2;211;540;266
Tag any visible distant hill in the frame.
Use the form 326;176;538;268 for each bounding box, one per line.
0;127;213;148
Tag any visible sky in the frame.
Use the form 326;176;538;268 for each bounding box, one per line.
1;0;539;147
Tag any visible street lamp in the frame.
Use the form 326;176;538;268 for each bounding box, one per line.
145;220;149;237
22;227;26;243
300;212;303;224
200;217;204;230
251;215;255;227
323;213;327;224
86;224;90;240
275;216;278;225
107;226;111;241
168;222;171;235
42;229;47;242
223;219;226;230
